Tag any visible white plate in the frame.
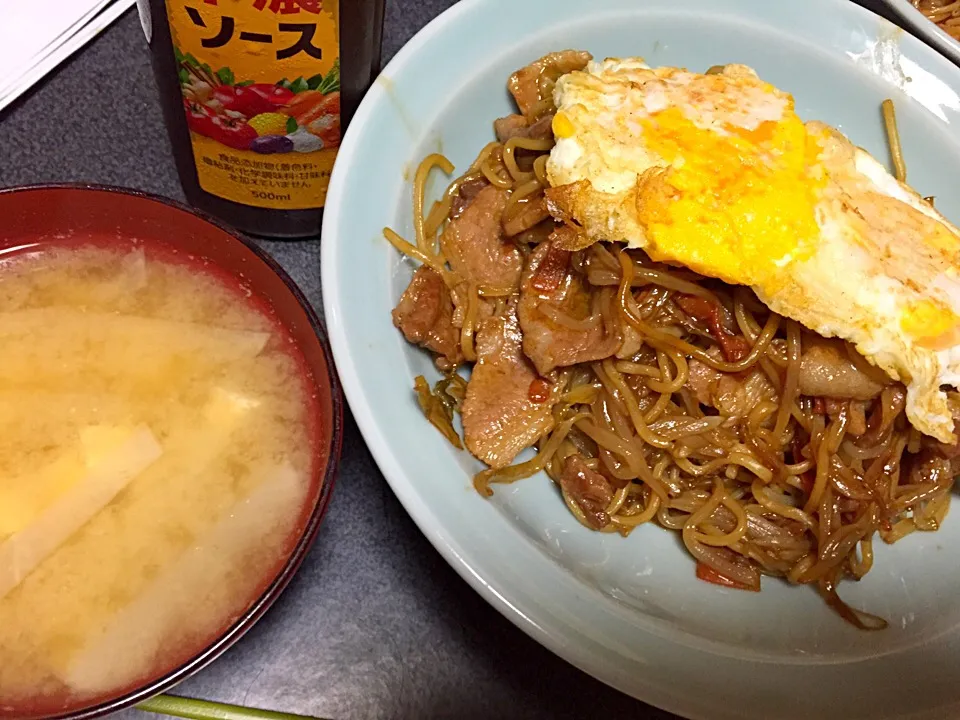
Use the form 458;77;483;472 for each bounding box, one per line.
321;1;960;717
881;0;960;66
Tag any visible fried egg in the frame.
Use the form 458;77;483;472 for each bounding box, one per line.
546;58;960;443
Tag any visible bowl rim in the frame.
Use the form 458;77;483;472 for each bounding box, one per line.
0;182;344;720
880;0;960;64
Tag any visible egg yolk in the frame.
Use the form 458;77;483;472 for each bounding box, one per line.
552;111;576;139
633;105;822;290
901;298;960;349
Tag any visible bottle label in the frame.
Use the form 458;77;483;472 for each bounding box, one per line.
163;0;340;210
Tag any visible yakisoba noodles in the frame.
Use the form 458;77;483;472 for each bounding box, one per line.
386;58;959;629
912;0;960;41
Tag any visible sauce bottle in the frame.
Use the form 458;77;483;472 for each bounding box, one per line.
137;0;384;238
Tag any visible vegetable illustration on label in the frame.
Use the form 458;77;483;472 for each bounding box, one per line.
165;0;340;210
177;49;341;154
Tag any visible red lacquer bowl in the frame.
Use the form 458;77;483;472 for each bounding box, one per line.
0;185;342;720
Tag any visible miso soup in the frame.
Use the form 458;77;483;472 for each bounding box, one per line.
0;242;320;717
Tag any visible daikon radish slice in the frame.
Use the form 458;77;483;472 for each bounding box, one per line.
0;310;269;380
0;425;162;600
0;446;86;539
10;387;261;665
58;463;301;693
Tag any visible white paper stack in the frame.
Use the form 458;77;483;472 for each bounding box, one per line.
0;0;136;113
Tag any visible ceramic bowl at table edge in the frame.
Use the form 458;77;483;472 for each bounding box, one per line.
320;1;960;718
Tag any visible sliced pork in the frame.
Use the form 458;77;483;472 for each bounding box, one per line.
560;454;614;529
518;242;621;375
686;348;776;418
493;113;555;143
502;196;551;238
392;266;461;367
440;185;523;291
798;338;888;400
462;303;560;468
450;176;490;219
508;50;592;120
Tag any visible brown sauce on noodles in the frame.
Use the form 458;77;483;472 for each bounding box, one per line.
386;58;960;630
912;0;960;41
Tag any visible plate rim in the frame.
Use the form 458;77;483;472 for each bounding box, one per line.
321;1;960;717
880;0;960;65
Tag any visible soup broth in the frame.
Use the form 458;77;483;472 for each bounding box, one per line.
0;243;318;717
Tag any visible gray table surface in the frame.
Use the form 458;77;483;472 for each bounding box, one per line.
0;0;901;718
